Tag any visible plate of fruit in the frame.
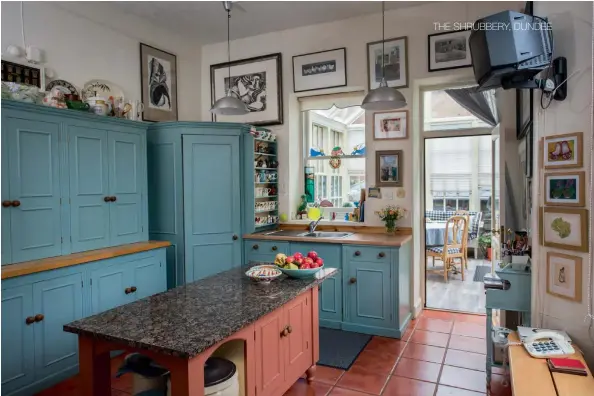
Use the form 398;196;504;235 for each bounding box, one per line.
245;265;283;283
274;251;324;279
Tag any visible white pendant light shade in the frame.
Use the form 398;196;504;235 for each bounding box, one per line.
211;94;249;115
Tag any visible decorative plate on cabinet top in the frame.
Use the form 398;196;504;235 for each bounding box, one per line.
245;265;282;283
82;79;125;100
45;79;79;97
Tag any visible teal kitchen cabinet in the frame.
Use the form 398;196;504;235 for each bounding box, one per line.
130;253;167;300
244;240;290;263
1;284;35;394
90;261;133;314
147;123;251;286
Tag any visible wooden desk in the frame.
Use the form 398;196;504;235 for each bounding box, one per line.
508;332;594;395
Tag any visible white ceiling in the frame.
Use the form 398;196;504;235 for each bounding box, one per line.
108;1;429;44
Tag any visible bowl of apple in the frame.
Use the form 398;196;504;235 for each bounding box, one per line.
274;251;324;279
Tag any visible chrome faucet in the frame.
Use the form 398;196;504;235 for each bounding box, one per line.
308;217;324;233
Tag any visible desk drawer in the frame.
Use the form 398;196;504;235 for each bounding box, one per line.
344;245;390;262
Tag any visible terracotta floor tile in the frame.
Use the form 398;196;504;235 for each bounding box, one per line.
401;326;414;341
351;350;398;376
35;377;80;396
439;366;487;393
328;387;373;396
402;342;446;364
435;385;485;395
284;378;332;396
489;374;512;396
451;322;486;339
444;349;486;372
416;317;454;334
313;366;345;385
448;335;487;354
383;376;436;396
364;337;406;357
453;313;487;325
410;329;450;347
336;366;388;395
392;357;442;383
422;310;457;321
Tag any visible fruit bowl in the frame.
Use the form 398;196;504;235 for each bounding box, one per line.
278;265;324;279
245;265;282;283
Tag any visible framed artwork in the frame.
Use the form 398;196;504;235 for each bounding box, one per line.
525;126;533;177
544;171;585;207
292;48;346;93
541;207;589;252
140;43;178;122
210;52;283;126
547;252;582;302
368;187;381;198
367;37;408;90
374;110;408;140
376;150;403;187
427;30;472;72
1;58;45;89
542;132;583;169
516;89;533;140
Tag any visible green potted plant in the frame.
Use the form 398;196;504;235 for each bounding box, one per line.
478;233;492;260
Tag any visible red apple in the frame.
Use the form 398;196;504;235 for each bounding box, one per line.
307;251;318;260
293;252;304;260
295;257;303;266
303;257;314;265
300;262;311;269
310;261;319;268
315;258;324;267
285;256;295;264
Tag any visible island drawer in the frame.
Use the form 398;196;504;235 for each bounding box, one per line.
343;245;391;262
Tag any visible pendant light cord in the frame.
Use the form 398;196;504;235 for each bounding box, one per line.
227;8;231;94
381;1;385;80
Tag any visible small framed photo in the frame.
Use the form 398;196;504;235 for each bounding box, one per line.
544;171;585;207
140;43;178;122
367;36;408;90
542;132;583;169
541;207;589;252
374;110;408;140
547;252;582;302
376;150;403;187
427;30;472;72
368;187;381;199
292;48;346;93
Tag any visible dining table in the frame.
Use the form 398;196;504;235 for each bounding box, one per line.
425;221;464;247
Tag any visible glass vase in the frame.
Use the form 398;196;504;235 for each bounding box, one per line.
385;219;396;234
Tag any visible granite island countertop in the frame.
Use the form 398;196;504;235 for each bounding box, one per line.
64;265;337;358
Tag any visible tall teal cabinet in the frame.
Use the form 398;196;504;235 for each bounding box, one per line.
1;101;149;265
147;122;251;286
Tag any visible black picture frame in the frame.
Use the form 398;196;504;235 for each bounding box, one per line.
427;29;473;73
140;43;178;122
366;36;409;90
525;124;533;178
292;47;347;93
210;52;283;126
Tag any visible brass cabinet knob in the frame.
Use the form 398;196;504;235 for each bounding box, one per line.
354;251;361;256
125;287;132;294
130;286;137;293
2;201;12;207
379;252;385;258
349;277;357;284
271;246;278;251
104;196;111;202
111;196;117;202
25;316;35;325
287;325;293;334
232;235;238;241
280;327;289;337
253;244;259;250
11;200;21;207
34;314;44;322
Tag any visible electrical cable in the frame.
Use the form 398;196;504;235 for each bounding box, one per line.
529;15;555;110
20;1;26;50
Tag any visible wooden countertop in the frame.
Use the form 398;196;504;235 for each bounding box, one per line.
508;331;594;396
243;232;412;247
1;241;171;279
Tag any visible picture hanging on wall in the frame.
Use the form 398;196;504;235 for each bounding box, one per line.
367;37;408;90
544;171;585;207
292;48;347;93
546;252;582;302
427;30;472;72
541;207;589;252
376;150;403;187
542;132;583;169
210;53;283;126
373;110;408;140
140;43;178;122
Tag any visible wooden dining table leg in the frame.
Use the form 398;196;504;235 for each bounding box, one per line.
78;336;111;396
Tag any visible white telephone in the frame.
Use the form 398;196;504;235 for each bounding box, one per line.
522;331;575;358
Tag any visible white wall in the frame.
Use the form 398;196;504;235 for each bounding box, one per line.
1;2;202;120
532;1;594;367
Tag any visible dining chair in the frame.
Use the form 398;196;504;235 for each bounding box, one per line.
455;210;471;269
426;215;469;281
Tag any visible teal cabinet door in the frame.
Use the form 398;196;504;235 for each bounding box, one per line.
68;126;110;253
7;117;62;263
131;254;166;300
182;135;241;282
90;262;133;314
1;285;35;393
108;131;144;246
2;120;11;264
32;273;84;380
345;260;392;328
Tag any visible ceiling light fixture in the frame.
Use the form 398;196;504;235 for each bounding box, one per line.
210;1;249;116
361;1;407;111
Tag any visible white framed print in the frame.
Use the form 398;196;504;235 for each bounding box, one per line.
541;207;589;252
547;252;582;302
374;110;408;140
544;171;585;207
367;37;408;90
292;48;347;93
428;30;472;72
543;132;583;169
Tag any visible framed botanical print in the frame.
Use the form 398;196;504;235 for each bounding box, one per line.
427;30;472;72
292;48;347;93
544;171;585;207
542;132;583;169
140;43;178;122
547;252;582;302
374;110;408;140
367;37;408;90
376;150;403;187
541;207;589;252
210;53;283;126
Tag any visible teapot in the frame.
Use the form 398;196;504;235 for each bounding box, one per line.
85;96;111;116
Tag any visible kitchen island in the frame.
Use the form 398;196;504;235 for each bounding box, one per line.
64;265;337;396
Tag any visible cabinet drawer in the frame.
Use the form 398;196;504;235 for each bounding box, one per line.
344;245;390;262
246;240;290;255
